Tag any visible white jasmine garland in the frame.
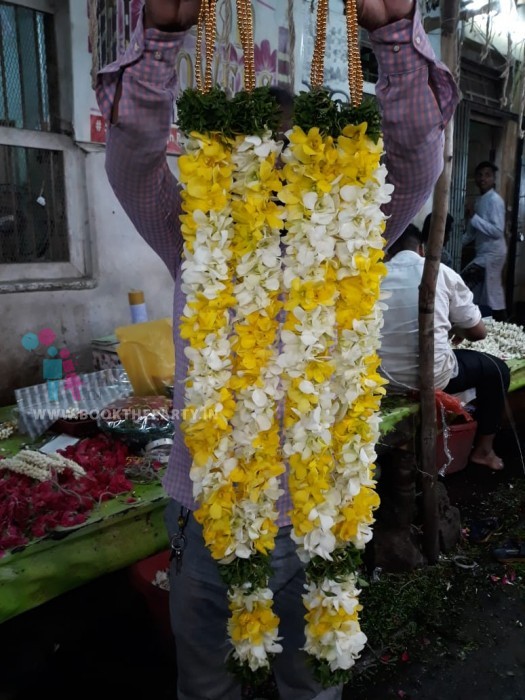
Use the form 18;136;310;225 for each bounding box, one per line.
1;449;86;481
459;319;525;359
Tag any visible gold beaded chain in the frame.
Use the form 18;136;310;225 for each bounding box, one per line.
310;0;328;88
346;0;363;106
310;0;363;106
195;0;217;93
236;0;256;92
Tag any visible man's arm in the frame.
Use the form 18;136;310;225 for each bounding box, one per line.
445;266;485;341
462;222;476;247
96;1;200;279
367;6;459;247
451;321;487;343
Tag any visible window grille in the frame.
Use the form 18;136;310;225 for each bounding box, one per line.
0;1;59;132
93;0;140;69
0;2;68;266
359;30;378;85
0;144;68;263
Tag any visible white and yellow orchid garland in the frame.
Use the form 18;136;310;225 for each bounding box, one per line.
179;126;287;672
279;122;392;674
177;86;392;684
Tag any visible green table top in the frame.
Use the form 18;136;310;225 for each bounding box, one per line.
378;358;525;434
2;356;524;624
0;406;169;623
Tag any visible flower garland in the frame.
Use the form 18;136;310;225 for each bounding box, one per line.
279;116;392;680
177;83;390;684
178;131;238;560
178;104;287;673
226;131;286;671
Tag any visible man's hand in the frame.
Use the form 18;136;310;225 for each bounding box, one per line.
358;0;414;32
143;0;411;36
145;0;201;32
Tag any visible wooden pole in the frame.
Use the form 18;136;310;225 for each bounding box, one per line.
420;0;459;562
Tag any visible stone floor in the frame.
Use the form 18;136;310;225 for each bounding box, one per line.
1;401;524;700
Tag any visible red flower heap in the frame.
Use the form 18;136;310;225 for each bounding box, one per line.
0;434;132;557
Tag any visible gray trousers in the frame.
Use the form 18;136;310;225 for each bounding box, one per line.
165;499;343;700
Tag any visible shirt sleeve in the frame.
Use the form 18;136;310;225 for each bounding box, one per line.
369;9;459;248
470;192;505;240
462;222;476;246
96;22;187;279
445;267;482;328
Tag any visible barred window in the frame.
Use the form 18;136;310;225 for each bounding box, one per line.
0;0;73;269
93;0;138;70
0;144;68;263
0;2;59;131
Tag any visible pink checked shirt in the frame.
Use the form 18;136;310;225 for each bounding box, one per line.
97;9;459;526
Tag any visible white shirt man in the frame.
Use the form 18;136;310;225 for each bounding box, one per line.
462;161;507;315
378;224;509;471
380;248;481;390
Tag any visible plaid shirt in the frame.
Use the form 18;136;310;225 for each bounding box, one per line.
97;9;459;526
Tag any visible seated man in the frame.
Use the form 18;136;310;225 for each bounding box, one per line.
379;224;510;471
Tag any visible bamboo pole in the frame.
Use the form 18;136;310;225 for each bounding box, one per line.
420;0;459;562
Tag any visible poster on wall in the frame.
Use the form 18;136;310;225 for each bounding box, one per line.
88;0;293;146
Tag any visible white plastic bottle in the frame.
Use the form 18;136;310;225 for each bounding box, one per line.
128;289;148;324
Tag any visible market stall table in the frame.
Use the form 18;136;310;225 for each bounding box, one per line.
1;357;525;624
0;407;169;624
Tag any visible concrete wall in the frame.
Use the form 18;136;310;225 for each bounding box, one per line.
0;147;175;404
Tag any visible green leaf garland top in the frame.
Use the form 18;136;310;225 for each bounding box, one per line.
176;86;381;141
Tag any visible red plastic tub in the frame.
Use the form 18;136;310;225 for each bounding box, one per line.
436;420;477;475
128;550;172;644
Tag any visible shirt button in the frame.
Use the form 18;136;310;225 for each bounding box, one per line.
415;36;421;45
393;44;400;52
154;50;162;60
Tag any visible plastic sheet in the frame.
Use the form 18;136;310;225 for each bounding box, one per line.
115;318;175;396
15;368;131;439
97;396;174;447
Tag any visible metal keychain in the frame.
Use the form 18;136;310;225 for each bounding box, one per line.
169;507;190;575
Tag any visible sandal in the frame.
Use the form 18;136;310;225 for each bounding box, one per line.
492;540;525;563
468;517;501;544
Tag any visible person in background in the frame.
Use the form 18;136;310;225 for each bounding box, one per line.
462;161;507;320
96;0;459;697
380;224;510;472
421;211;454;267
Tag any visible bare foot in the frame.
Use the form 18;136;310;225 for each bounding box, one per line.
470;449;504;471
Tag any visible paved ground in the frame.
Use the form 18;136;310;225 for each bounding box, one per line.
1;409;524;700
